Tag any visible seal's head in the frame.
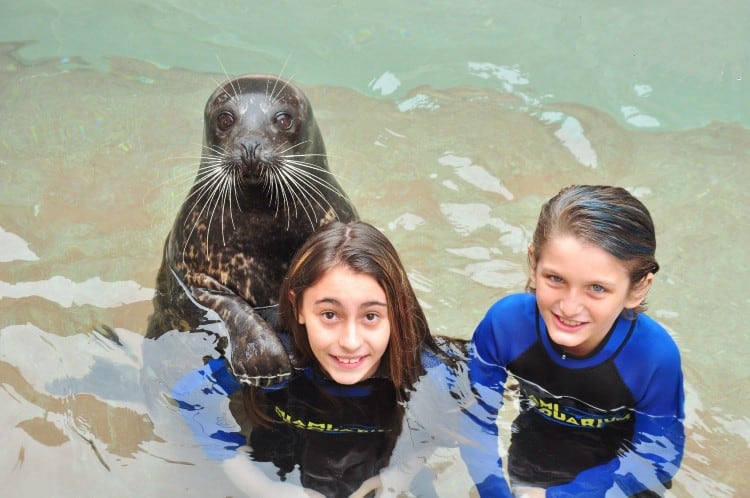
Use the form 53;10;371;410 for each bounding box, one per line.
146;74;357;340
197;75;334;217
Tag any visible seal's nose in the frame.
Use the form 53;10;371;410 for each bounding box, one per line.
240;140;261;166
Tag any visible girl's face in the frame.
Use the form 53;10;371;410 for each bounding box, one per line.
529;235;652;357
296;264;391;384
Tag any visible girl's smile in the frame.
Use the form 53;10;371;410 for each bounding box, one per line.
296;264;391;384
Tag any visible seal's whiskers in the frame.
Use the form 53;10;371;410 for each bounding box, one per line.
181;155;242;259
270;159;347;228
146;73;358;355
265;75;293;105
267;168;316;229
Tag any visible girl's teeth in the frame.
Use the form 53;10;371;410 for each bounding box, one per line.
338;357;360;364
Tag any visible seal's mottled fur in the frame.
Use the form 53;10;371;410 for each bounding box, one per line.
146;74;358;383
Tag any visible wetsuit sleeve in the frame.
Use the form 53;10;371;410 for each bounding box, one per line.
171;358;246;460
546;318;686;497
459;298;523;498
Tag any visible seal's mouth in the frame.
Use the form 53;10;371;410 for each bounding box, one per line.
243;171;264;186
237;142;268;185
239;159;266;184
211;158;263;188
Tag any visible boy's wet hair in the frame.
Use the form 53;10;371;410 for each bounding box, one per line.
527;185;659;314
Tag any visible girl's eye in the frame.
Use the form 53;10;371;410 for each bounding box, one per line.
548;274;563;284
364;312;379;322
321;311;336;320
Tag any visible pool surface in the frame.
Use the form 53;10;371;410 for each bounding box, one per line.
0;1;748;496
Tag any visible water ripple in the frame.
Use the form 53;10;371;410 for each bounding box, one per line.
0;226;39;262
0;276;154;308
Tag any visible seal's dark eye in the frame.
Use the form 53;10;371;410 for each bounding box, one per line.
275;112;293;130
217;111;234;131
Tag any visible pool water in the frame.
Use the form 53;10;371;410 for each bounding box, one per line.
0;1;748;496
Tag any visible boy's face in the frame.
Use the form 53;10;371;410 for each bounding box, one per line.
529;235;651;356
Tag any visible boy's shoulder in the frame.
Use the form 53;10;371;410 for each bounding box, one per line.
624;313;682;367
484;292;537;325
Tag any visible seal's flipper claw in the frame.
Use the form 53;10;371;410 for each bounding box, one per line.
194;290;292;386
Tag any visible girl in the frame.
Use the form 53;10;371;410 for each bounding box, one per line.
172;221;461;497
461;185;685;497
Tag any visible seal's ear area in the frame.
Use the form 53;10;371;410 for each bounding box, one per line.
625;272;655;309
293;92;310;118
214;89;233;106
205;84;232;117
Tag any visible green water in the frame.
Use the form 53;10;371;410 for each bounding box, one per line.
3;0;747;130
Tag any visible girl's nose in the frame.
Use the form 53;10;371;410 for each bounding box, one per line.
338;321;362;350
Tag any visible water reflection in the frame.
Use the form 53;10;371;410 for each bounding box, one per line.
0;276;153;308
0;51;748;496
0;226;39;262
0;324;161;490
438;154;515;200
439;203;529;256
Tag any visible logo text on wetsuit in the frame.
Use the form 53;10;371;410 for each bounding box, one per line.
528;395;631;428
274;406;388;433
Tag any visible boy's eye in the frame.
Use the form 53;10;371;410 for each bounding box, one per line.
591;284;606;293
548;275;563;283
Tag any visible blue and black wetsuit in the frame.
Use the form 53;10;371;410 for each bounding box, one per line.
172;355;401;497
172;336;464;498
460;293;685;497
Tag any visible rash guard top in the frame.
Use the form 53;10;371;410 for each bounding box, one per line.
172;335;464;498
172;356;402;497
460;293;685;497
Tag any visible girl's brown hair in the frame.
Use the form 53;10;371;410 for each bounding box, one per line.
279;221;437;400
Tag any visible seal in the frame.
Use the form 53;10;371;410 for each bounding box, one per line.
146;74;358;385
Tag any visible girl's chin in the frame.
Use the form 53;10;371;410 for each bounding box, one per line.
327;370;370;385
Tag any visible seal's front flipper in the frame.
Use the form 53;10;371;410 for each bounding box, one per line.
192;287;292;387
186;272;234;295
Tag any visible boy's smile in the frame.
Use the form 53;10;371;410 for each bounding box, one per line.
530;236;651;357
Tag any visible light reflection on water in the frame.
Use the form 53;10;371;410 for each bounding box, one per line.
0;3;748;494
0;276;153;308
